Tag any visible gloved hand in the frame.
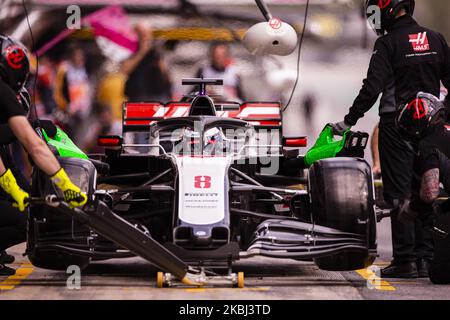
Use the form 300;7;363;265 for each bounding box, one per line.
0;169;29;212
50;168;87;208
330;121;351;136
397;199;419;223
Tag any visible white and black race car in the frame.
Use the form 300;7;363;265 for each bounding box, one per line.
26;78;377;284
25;0;377;284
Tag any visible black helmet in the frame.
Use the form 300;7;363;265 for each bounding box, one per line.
0;35;30;91
396;92;446;140
365;0;416;36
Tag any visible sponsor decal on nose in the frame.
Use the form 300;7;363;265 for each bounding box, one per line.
194;175;212;189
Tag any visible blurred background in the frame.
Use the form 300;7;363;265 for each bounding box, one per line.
0;0;448;174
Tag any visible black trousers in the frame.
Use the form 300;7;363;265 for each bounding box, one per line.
379;113;433;263
0;199;27;252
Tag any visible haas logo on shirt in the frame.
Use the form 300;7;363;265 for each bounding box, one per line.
409;32;430;52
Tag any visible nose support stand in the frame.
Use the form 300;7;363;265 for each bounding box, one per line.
30;197;189;280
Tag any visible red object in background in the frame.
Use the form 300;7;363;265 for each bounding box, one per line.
97;135;122;147
123;102;165;126
122;101;282;127
283;137;308;147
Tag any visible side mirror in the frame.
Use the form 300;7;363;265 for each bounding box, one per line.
243;18;298;56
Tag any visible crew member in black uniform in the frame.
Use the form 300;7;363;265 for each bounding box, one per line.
396;93;450;284
0;88;30;276
331;0;450;278
0;35;88;275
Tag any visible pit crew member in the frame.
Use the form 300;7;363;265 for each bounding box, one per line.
0;35;87;217
331;0;450;278
396;93;450;284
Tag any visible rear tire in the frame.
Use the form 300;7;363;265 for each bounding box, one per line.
309;158;377;271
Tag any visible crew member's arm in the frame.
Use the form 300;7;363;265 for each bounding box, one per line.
0;120;56;146
344;38;393;126
0;81;87;209
6;116;87;208
7;116;60;175
120;39;151;76
371;124;381;177
398;149;440;223
420;168;440;203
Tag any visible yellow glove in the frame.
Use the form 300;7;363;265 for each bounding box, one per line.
0;169;29;212
50;168;87;208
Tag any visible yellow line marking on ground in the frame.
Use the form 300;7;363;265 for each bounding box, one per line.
184;287;270;293
373;262;390;266
0;264;34;291
388;281;422;285
356;267;396;291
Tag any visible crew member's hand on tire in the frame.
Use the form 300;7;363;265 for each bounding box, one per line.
50;168;87;208
0;169;29;212
330;121;351;136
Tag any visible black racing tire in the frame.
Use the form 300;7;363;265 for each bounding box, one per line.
27;207;91;271
26;157;95;271
309;158;377;271
28;249;90;271
429;210;450;284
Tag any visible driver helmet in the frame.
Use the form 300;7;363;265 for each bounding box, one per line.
396;92;446;140
204;127;226;155
204;127;223;145
365;0;415;36
0;35;30;91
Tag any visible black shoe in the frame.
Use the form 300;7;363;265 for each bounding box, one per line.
0;251;15;264
381;261;418;278
416;259;431;278
0;264;16;276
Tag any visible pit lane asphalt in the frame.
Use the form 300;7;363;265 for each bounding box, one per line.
0;218;449;300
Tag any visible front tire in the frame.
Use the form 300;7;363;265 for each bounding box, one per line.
26;157;95;271
309;158;377;271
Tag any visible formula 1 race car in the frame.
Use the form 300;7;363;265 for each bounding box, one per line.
25;78;377;286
